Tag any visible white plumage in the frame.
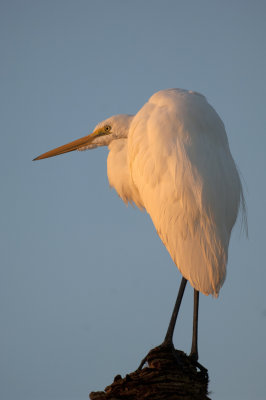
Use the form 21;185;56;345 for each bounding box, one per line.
106;89;243;296
34;88;245;297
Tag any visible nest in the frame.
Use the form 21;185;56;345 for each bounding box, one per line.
90;345;210;400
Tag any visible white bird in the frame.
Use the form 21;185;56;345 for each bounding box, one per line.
34;88;245;365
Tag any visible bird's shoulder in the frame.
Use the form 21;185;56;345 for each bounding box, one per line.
148;88;206;108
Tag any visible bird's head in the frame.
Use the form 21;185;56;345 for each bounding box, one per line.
33;114;133;161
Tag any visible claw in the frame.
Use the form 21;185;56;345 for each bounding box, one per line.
189;355;208;375
137;342;184;371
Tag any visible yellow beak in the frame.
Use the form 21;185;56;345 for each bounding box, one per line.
33;131;99;161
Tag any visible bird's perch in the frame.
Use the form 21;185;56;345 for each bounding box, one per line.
89;345;210;400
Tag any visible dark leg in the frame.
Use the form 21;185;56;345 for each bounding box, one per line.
189;290;207;372
163;277;187;345
190;289;199;360
137;277;187;370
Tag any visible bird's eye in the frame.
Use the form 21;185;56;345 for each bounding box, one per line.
104;125;111;133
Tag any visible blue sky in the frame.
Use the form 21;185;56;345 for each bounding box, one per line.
1;1;266;399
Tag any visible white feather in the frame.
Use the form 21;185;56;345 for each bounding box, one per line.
107;89;244;296
35;88;245;297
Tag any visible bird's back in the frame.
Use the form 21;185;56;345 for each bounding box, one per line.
127;89;243;296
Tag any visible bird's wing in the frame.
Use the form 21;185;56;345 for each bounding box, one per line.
128;89;242;296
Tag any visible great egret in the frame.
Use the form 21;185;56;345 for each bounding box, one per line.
34;89;245;365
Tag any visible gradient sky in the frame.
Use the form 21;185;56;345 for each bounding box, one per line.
1;1;266;399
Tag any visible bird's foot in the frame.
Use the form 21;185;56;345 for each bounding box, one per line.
137;341;183;371
189;352;208;376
